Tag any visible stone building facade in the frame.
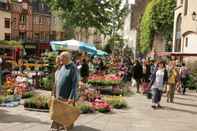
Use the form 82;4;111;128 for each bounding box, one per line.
0;1;11;41
173;0;197;53
31;0;51;54
10;0;33;42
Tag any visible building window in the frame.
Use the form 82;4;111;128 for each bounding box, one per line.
185;37;188;47
19;32;27;41
45;32;49;41
4;33;10;40
40;3;45;10
40;32;44;40
20;15;27;24
34;33;40;41
4;18;10;28
60;32;64;40
51;31;56;40
181;0;183;4
184;0;188;16
175;14;182;52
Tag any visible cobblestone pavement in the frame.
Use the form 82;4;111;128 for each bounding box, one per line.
1;91;197;131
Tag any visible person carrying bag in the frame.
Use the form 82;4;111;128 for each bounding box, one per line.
50;52;80;131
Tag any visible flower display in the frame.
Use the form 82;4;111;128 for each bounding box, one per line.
92;99;111;113
88;74;122;86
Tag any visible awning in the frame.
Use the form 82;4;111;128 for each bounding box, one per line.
171;52;197;56
0;40;22;48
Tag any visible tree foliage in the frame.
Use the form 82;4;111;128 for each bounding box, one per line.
139;0;176;53
104;34;124;54
45;0;128;37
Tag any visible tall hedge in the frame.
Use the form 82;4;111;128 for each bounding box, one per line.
139;0;176;54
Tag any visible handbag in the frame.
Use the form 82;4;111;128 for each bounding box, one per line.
49;97;80;128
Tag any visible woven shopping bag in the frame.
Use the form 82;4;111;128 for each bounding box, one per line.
49;97;80;128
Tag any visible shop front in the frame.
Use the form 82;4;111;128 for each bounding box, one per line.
39;43;51;55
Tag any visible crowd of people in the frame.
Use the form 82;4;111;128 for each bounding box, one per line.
50;51;191;130
121;58;190;109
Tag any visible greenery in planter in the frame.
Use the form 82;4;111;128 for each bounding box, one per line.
24;96;50;110
97;108;111;113
40;75;54;91
0;96;5;104
104;96;128;109
76;102;95;114
0;95;21;104
21;92;34;99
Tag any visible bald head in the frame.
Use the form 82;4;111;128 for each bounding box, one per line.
60;52;71;64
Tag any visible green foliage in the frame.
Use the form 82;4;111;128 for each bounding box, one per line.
42;52;58;73
40;75;54;91
21;92;34;99
0;95;20;104
76;102;95;114
45;0;128;37
139;0;156;53
104;34;124;54
104;96;128;109
186;62;197;90
139;0;176;53
152;0;176;42
24;96;49;110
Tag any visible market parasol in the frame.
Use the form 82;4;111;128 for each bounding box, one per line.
50;40;97;54
96;50;108;56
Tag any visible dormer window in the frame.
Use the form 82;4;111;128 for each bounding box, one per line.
40;3;45;10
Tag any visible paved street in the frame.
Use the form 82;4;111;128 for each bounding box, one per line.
1;91;197;131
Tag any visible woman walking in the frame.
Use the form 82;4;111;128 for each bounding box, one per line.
150;61;168;109
166;61;179;103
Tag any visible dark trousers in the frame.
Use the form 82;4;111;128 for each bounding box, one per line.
181;78;187;95
152;88;162;104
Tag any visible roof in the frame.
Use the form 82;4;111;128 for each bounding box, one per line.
31;0;50;14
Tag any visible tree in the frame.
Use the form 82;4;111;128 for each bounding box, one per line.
139;0;176;53
44;0;128;38
104;34;124;54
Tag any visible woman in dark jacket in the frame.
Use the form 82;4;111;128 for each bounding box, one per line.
80;59;89;83
133;60;143;93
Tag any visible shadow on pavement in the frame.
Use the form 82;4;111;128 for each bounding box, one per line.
70;126;101;131
185;93;197;98
0;110;50;124
175;96;195;101
163;106;197;115
174;102;197;108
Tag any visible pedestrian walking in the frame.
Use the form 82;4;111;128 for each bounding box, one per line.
150;61;168;109
80;59;89;83
180;63;190;95
133;60;143;93
166;61;179;103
